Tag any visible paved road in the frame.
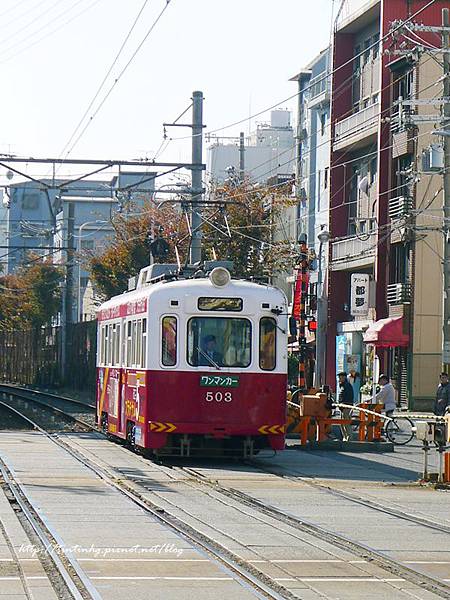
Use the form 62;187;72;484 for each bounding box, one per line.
0;430;448;600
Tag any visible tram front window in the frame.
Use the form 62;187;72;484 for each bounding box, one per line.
187;317;251;368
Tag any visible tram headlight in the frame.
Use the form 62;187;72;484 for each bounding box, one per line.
209;267;231;287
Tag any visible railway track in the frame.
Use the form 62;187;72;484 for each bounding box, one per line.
245;460;450;534
2;387;450;598
177;464;450;598
0;385;95;430
0;404;101;600
0;399;293;599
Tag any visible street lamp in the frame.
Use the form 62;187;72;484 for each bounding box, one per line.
315;228;330;387
77;220;110;321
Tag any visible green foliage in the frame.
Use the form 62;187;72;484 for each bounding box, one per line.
202;182;295;278
86;203;189;300
85;183;295;301
0;260;63;331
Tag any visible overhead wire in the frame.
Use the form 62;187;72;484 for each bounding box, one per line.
58;0;151;160
64;0;173;158
239;51;438;189
170;0;439;142
0;0;50;30
0;0;66;49
0;0;103;64
226;68;444;211
0;0;30;20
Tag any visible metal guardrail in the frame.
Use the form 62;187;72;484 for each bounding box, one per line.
309;74;330;99
334;103;379;145
331;232;377;262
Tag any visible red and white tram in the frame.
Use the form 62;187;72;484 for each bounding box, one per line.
96;264;288;457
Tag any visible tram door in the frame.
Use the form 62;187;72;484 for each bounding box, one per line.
109;323;123;435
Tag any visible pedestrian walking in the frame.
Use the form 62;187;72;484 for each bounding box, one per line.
374;374;396;417
348;369;361;403
434;372;450;416
338;371;354;441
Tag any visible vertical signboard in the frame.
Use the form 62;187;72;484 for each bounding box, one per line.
350;274;370;317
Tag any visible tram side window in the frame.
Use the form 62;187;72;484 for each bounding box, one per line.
162;316;177;366
115;324;121;366
109;324;114;366
100;325;105;365
110;325;115;366
105;325;110;365
126;321;132;367
142;319;147;367
259;317;276;371
110;324;120;367
136;319;142;367
132;320;137;366
122;325;126;368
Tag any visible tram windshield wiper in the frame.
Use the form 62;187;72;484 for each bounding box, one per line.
196;346;221;370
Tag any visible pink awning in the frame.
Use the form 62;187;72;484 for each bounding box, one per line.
363;317;409;348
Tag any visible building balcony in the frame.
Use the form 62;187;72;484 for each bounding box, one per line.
333;103;379;151
331;232;376;271
387;283;412;305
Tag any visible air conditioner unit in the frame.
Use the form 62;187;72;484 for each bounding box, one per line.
422;144;444;173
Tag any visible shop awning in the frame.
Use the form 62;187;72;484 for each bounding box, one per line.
363;316;409;348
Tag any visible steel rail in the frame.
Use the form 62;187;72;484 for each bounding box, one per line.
0;388;95;430
0;383;95;410
0;401;293;600
5;388;449;596
0;401;100;600
179;465;450;599
240;458;450;535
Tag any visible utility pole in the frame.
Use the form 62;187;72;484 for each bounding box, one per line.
239;131;245;182
293;234;309;391
60;202;75;382
442;8;450;368
190;91;204;265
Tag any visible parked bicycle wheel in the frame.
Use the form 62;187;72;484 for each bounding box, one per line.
385;416;415;445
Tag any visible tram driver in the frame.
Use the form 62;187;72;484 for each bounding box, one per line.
199;335;223;367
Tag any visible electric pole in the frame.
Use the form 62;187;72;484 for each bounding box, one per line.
190;91;204;265
239;131;245;182
442;8;450;367
60;202;75;382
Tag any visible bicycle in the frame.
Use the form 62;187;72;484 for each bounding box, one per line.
344;404;415;446
383;415;415;445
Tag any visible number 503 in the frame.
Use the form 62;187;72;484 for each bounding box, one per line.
205;391;232;402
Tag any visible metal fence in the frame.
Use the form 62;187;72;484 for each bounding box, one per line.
0;321;97;392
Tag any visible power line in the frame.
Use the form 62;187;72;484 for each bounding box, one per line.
0;0;102;64
172;0;439;142
64;0;173;158
0;0;66;50
58;0;151;160
1;0;49;30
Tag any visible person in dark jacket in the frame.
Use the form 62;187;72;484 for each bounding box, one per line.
434;372;450;416
338;371;354;441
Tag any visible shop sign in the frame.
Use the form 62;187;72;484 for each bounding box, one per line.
350;274;369;317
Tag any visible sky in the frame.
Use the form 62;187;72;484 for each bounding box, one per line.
0;0;337;182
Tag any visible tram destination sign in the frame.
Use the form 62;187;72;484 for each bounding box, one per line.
200;375;239;388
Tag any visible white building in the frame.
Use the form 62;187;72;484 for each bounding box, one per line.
207;110;295;185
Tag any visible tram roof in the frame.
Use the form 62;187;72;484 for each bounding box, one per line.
97;276;286;315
